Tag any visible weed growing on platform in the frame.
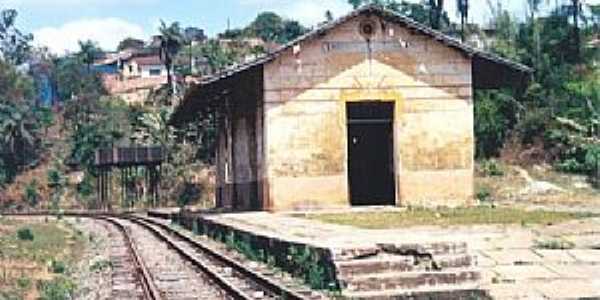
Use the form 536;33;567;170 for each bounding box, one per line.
288;246;337;290
534;238;575;250
303;207;598;229
199;222;339;293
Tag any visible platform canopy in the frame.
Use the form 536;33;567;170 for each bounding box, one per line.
171;5;533;126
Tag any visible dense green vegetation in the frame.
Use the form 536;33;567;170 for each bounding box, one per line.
473;1;599;178
0;11;44;189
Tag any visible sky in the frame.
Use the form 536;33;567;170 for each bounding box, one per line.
1;0;598;54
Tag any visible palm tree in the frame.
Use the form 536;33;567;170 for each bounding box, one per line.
571;0;583;62
0;102;37;167
429;0;445;29
158;21;184;95
527;0;545;71
457;0;469;41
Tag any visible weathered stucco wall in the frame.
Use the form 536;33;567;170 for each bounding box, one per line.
262;15;474;211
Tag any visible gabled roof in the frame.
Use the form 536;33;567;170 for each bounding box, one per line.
194;5;532;87
172;5;533;124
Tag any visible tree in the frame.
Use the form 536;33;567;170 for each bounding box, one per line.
248;12;284;42
280;20;308;43
429;0;445;29
590;4;600;28
527;0;544;70
347;0;402;12
570;0;583;62
182;27;207;76
23;179;39;208
0;10;39;188
325;10;334;22
0;9;32;64
199;40;237;74
0;60;39;178
77;40;101;73
247;12;307;44
47;167;64;211
0;101;37;158
158;21;184;95
457;0;469;41
183;27;206;43
117;37;145;51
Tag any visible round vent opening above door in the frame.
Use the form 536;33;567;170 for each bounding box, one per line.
359;19;377;40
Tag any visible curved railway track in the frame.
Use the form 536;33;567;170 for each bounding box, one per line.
2;212;310;300
97;217;162;300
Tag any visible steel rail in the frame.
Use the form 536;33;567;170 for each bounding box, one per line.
0;212;309;300
126;215;308;300
97;216;163;300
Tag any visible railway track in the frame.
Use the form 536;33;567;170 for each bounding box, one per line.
2;212;310;300
123;215;309;300
96;217;162;300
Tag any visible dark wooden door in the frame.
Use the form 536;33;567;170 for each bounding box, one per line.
347;102;395;206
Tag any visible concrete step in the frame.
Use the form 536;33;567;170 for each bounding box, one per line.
332;242;468;261
343;285;486;300
335;254;476;278
377;242;469;256
341;269;481;293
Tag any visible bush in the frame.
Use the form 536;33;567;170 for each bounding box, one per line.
23;179;39;208
516;108;550;144
476;187;492;202
176;182;203;208
38;277;75;300
474;91;517;158
584;144;600;173
17;228;34;241
555;158;586;173
480;160;505;176
50;260;66;274
90;259;111;272
17;276;32;290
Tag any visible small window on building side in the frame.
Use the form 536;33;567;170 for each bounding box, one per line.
149;68;162;76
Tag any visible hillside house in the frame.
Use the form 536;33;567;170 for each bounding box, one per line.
121;55;167;79
173;6;532;211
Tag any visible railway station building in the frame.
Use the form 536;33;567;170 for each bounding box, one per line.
172;5;531;211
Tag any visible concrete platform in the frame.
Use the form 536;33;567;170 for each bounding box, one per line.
151;209;484;298
149;208;600;299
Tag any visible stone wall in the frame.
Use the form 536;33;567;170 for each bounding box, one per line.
262;15;474;210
